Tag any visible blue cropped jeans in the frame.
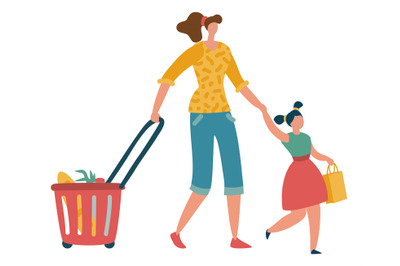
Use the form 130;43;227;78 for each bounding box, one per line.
189;112;244;196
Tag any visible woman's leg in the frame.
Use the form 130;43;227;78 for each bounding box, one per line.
227;194;251;248
176;192;207;234
227;195;240;239
306;204;321;251
176;113;211;235
214;113;249;248
215;113;244;239
268;208;306;233
171;192;206;248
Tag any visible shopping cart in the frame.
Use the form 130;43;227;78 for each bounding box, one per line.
51;118;164;248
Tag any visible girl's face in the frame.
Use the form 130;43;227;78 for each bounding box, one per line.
207;23;218;35
291;116;304;130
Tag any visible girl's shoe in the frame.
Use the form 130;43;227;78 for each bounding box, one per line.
170;232;186;249
311;249;321;254
231;238;252;249
266;229;271;239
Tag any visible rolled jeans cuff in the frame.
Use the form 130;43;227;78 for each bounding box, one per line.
224;186;244;196
190;184;210;196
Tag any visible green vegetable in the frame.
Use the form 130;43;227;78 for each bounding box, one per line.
75;170;96;183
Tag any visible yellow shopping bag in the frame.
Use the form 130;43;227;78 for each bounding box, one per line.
322;164;347;204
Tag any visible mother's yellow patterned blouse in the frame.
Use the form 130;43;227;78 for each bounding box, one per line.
158;42;249;113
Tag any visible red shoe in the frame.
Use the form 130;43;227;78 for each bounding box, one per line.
230;238;252;249
170;232;186;249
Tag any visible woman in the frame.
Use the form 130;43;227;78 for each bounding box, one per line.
150;12;265;249
262;101;333;254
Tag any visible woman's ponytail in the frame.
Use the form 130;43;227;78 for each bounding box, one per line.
177;12;204;42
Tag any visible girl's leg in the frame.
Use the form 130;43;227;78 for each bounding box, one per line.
176;192;207;234
268;208;306;233
306;204;321;251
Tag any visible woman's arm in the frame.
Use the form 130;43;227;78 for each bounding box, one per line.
311;143;334;165
225;52;249;93
151;44;203;122
240;86;264;110
151;83;170;122
239;86;288;142
158;43;203;86
262;109;289;143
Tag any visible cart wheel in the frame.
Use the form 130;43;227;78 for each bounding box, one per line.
62;241;72;249
105;242;115;249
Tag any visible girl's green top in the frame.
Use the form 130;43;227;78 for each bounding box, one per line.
282;132;312;157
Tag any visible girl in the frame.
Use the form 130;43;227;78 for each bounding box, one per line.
151;12;265;249
262;101;333;254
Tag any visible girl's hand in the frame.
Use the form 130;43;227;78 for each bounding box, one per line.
326;157;334;165
260;104;267;114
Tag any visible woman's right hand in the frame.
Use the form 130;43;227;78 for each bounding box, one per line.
151;83;170;123
151;112;160;123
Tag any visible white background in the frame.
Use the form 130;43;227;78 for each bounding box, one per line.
1;0;399;265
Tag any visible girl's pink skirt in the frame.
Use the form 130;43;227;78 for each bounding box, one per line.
282;154;328;210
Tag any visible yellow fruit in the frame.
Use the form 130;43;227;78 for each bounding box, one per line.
57;171;96;236
57;171;75;184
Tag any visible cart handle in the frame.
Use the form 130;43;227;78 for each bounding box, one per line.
106;117;164;189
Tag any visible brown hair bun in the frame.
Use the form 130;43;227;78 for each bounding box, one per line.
204;15;222;30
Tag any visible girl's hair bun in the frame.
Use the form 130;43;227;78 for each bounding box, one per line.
294;101;303;109
274;101;303;127
274;115;285;125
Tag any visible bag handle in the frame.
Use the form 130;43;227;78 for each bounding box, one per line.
327;163;339;174
106;118;164;189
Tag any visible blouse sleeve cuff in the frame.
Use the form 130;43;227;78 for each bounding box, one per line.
235;81;249;92
158;78;175;86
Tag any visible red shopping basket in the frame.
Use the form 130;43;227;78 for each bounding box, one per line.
51;118;164;248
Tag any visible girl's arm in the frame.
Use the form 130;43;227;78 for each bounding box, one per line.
311;143;334;165
151;83;170;122
262;109;289;143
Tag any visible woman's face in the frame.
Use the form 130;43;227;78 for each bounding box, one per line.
291;116;304;130
207;23;218;35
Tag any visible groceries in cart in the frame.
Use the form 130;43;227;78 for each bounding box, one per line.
57;171;102;238
58;170;105;184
